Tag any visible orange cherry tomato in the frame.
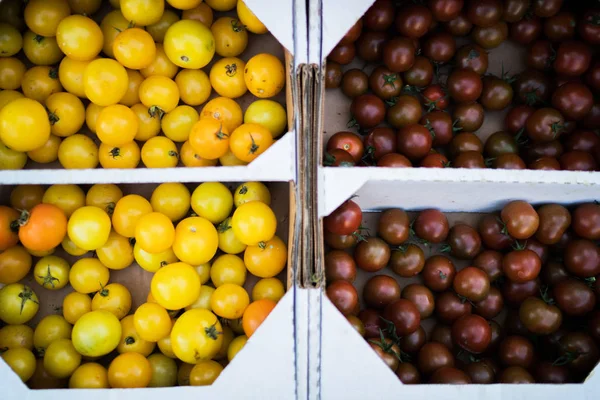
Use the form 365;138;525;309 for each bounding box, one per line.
242;299;276;337
189;119;229;160
0;205;19;251
18;204;67;252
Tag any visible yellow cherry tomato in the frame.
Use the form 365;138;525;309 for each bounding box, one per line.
147;10;180;43
189;360;223;386
0;97;50;152
57;134;99;169
195;262;211;284
72;310;121;357
33;255;70;290
232;200;277;246
24;0;71;37
27;135;61;164
151;182;191;222
96;104;139;146
164;20;215;69
186;284;214;311
69;258;110;294
234;181;271;207
112;194;153;237
2;348;36;382
59;57;94;98
0;283;39;325
214;323;234;360
175;69;211;106
0;140;27;170
141;136;179;168
244;235;287;278
162;105;198;142
100;10;131;59
252;277;285;302
84;58;128;106
108;351;152;388
134;243;178;273
211;17;248;57
148;353;177;387
210;57;247;98
92;283;132;319
244;99;287;138
230;123;274;163
120;69;144;106
157;334;176;358
0;23;22;57
173;216;218;265
0;324;34;351
189;118;230;160
21;65;62;103
86;184;123;214
206;0;236;11
61;235;88;256
99;141;141;169
245;53;285;98
56;15;104;61
28;248;56;258
0;89;23;110
139;75;179;115
68;0;102;14
131;103;161;141
227;334;247;361
23;31;63;66
46;92;86;137
151;262;201;310
217;217;247;254
0;57;25;90
33;315;72;356
167;0;201;10
114;28;156;70
42;184;86;218
211;254;246;287
191;182;233;224
69;363;109;389
210;283;249;319
62;291;92;324
237;0;268;34
121;0;164;26
10;185;44;211
0;246;32;285
118;315;156;356
200;96;242;133
182;3;213;26
141;44;178;79
135;212;175;254
133;302;172;341
180;140;218;167
68;206;111;250
96;231;134;270
171;309;222;363
44;339;81;379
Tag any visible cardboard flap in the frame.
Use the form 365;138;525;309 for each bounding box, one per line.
244;0;294;55
321;0;374;59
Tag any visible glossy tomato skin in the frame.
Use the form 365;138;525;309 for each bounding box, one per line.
553;279;596;316
358;308;383;338
400;326;426;354
396;362;421;384
389;244;425;277
526;108;565;143
563;130;600;153
499;336;535;368
370;339;401;370
417;342;455;375
429;0;464;22
430;367;472;384
377;153;412;167
453;266;490;301
354;237;391;272
356;31;388;62
423;32;456;63
579;9;600;45
422;255;455;291
473;286;503;319
341;69;368;99
378;209;410;245
466;0;502;27
324;200;362;235
326;132;364;162
454;102;485;132
414;209;449;243
564;239;600;277
474;250;504;282
510;17;542;45
447;69;482;103
572;203;600;240
369;66;402;100
395;5;433;38
387;95;422;128
420;110;454;147
445;12;473;36
382;299;421;335
501;200;539;240
340;19;363;45
478;215;513;250
502;249;541;283
325;62;342;89
401;284;434;319
472;21;508;49
449;132;483;157
503;278;540;306
446;223;482;259
363;128;397;161
535;361;571;384
481;76;513;110
397;124;433;161
559;150;598;171
326;280;358;316
451;314;491;354
383;38;416;73
464;359;496;383
551;82;593;121
535;204;571;244
328;43;355;65
364;0;395;31
455;44;488;75
519;297;562;335
422;84;449;111
527;40;554;71
554;41;592;77
363;275;401;309
324;251;356;283
498;366;535;383
350;94;386;129
404;56;434;88
435;291;472;323
324;231;357;250
559;332;600;376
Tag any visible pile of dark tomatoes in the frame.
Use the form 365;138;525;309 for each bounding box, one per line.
324;0;600;170
323;198;600;383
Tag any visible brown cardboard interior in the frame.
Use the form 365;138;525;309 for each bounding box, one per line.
0;180;292;338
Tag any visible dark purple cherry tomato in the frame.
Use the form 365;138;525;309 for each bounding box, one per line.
455;44;488;75
325;62;342;88
454;151;486;168
389;244;425;277
382;298;421;335
395;5;433;38
535;204;571;245
579;9;600;45
401;284;435;319
503;278;541;306
383;38;416;73
328;43;355;65
341;69;369;98
397;124;433;160
369;66;402;100
527;40;554;71
473;249;504;281
503;0;529;22
377;153;413;167
529;157;561;170
473;286;503;319
354;237;391;272
484;131;518;157
572;203;600;240
431;323;454;350
558;332;600;376
363;127;397;161
452;314;492;353
350;94;386;130
447;69;483;103
327;131;364;162
519;297;562;335
498;366;535;383
472;21;508;49
423;32;456;63
418;342;455;375
510;17;542;45
370;339;400;370
480;76;513;110
422;255;456;292
436;291;473;323
553;279;596;316
324;250;357;282
387;95;423;128
493;154;526;169
363;0;394;31
422;84;449;111
414;209;449;243
420;152;449;168
526;140;564;161
347;315;365;337
559;150;598;171
514;69;550;106
478;215;514;250
450;132;483;156
430;367;472;384
340;19;363;45
564;130;600;153
378;208;410;245
363;275;401;309
403;56;434;87
505;105;535;134
400;326;426;354
358;308;383;338
535;362;571;383
532;0;563;17
324;231;358;250
554;41;592;77
453;266;490;302
445;12;473;36
396;362;421;384
453;102;484;131
501;200;540;240
356;31;388;62
564;239;600;278
465;360;496;383
445;224;481;259
499;336;535;368
551;82;594;121
466;0;502;27
420;110;454;147
324;199;362;235
326;280;359;316
428;0;464;22
544;11;576;41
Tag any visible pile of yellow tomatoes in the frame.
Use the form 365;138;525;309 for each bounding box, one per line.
0;0;287;170
0;180;288;388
